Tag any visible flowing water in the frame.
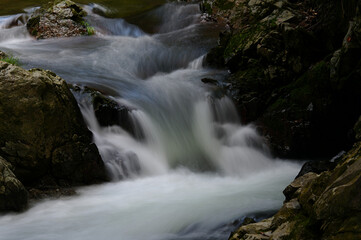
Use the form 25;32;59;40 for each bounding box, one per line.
0;1;301;239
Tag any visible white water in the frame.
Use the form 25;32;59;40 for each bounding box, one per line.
0;2;301;240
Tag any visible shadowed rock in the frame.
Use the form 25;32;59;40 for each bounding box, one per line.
0;156;28;212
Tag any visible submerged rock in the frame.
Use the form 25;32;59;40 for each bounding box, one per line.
92;93;133;131
26;0;94;39
0;156;27;212
0;61;107;186
71;86;143;139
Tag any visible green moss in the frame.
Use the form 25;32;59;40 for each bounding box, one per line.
267;61;330;112
0;56;20;66
214;0;235;10
86;26;95;35
228;59;266;91
224;24;265;60
287;213;321;240
80;20;95;35
201;2;213;14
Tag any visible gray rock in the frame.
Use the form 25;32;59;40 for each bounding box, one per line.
0;62;107;186
26;0;93;39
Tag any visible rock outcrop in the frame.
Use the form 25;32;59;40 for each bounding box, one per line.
0;156;27;212
26;0;94;39
203;0;361;158
229;117;361;240
0;61;107;188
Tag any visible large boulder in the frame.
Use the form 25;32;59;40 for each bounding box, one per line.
0;156;27;212
0;61;107;186
26;0;94;39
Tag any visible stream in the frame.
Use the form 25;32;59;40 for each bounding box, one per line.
0;1;301;240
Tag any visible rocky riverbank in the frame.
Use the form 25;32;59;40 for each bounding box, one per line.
200;0;361;238
229;117;361;239
203;0;361;159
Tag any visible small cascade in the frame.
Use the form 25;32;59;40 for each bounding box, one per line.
0;14;27;29
80;91;279;181
154;3;201;33
84;4;145;37
187;55;205;69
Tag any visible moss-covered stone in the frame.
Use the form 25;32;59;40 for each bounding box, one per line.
0;62;107;186
26;0;94;39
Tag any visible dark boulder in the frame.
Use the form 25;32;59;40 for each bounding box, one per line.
74;87;143;139
0;61;107;186
92;93;133;131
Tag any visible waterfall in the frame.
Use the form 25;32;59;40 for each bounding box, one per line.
0;2;301;240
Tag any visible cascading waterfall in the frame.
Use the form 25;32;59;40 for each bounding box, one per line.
0;2;302;240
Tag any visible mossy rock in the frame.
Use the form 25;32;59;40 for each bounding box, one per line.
0;62;107;186
26;0;94;39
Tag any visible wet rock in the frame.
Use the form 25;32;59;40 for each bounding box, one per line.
0;62;107;186
312;143;361;220
28;187;76;200
295;160;337;179
0;156;28;212
283;172;318;202
92;93;132;129
26;0;94;39
201;77;218;85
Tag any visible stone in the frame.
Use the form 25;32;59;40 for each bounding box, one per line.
0;156;27;212
283;172;319;202
26;0;93;39
0;62;107;186
271;221;295;240
76;88;142;139
313;143;361;220
229;217;273;240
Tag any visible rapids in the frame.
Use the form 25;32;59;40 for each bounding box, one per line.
0;2;301;240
